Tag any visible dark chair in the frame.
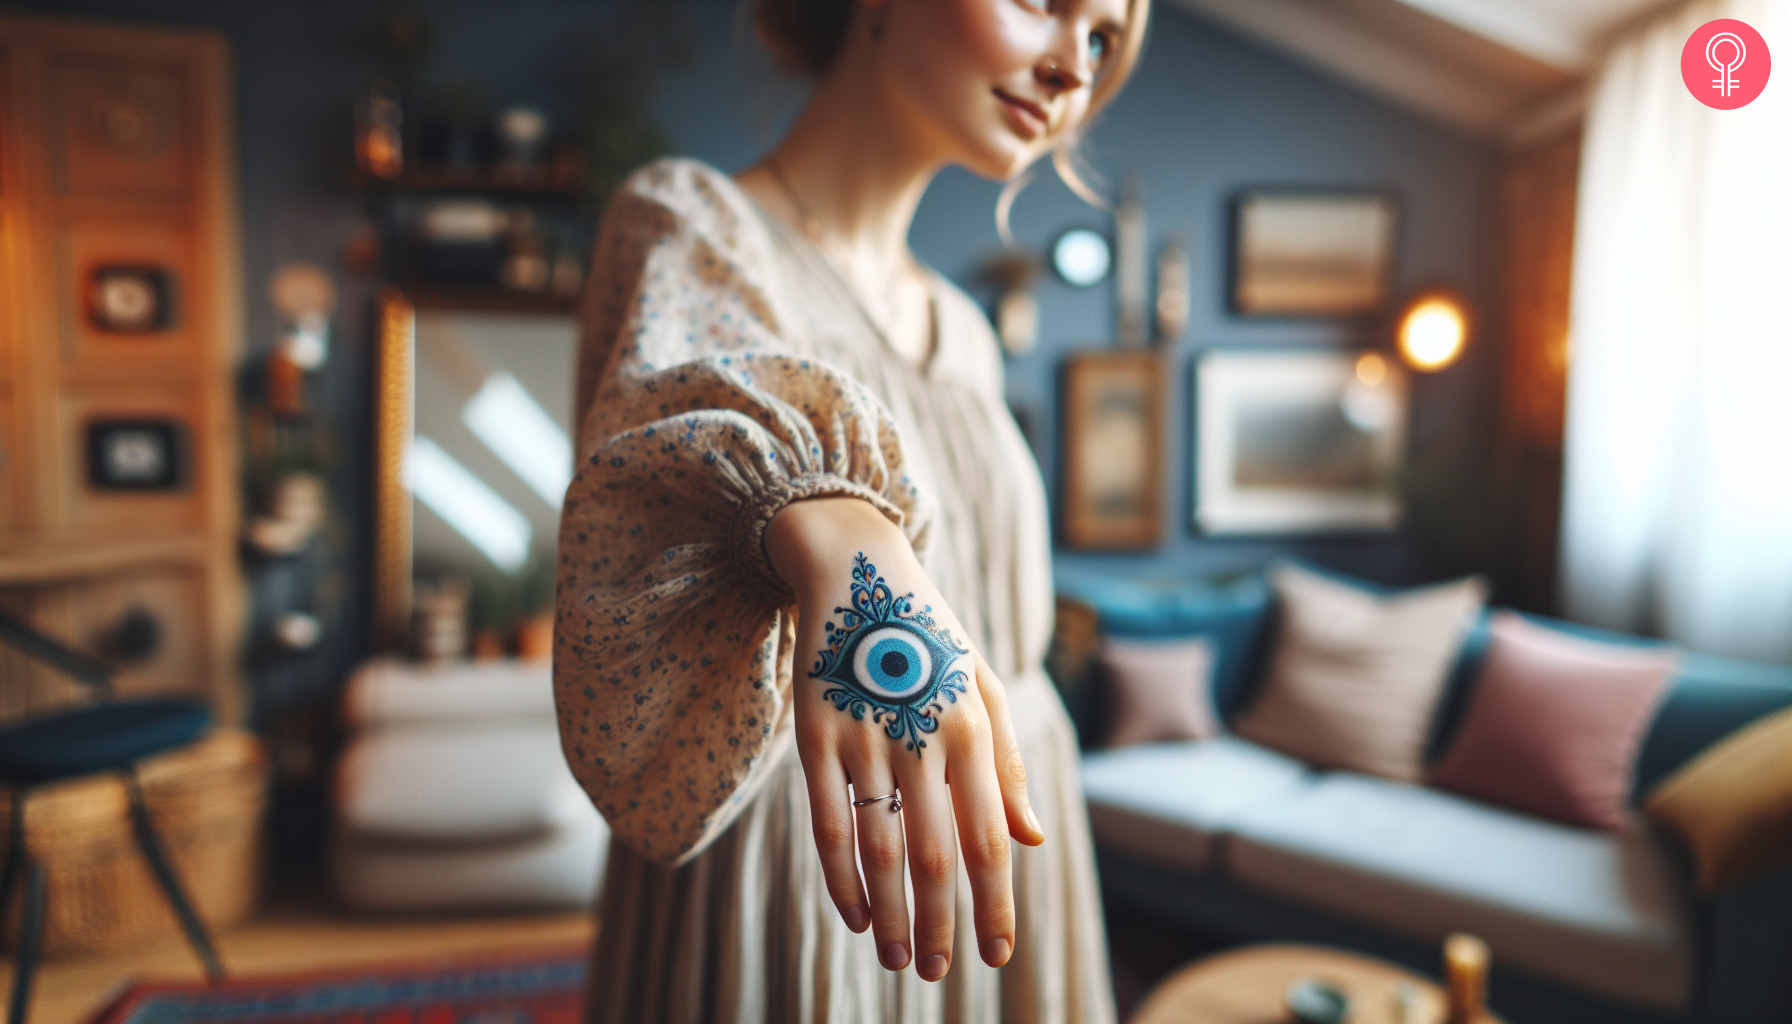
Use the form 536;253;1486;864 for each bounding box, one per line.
0;612;225;1024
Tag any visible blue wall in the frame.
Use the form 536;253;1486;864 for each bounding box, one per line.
9;0;1502;659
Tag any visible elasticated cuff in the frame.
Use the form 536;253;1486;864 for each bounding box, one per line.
728;472;908;607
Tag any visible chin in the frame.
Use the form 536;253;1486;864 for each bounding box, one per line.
959;133;1049;183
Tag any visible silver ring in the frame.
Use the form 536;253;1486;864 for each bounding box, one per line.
852;792;903;812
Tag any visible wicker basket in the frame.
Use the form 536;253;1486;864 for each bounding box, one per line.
0;728;268;958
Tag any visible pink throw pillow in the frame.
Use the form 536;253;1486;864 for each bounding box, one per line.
1430;611;1678;830
1099;636;1220;748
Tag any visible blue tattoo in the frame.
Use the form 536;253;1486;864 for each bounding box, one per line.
810;553;970;756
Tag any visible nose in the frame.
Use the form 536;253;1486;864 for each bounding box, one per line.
1035;38;1090;95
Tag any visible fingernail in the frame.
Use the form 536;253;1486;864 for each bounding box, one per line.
920;954;949;981
881;943;909;970
843;906;869;932
1024;807;1042;835
982;937;1011;966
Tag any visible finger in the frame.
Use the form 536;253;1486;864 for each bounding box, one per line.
845;739;911;972
944;705;1017;969
799;745;870;933
895;735;956;982
974;653;1045;847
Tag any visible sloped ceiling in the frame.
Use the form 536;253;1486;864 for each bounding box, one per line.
1168;0;1680;145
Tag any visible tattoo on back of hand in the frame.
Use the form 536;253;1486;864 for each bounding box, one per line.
809;553;970;756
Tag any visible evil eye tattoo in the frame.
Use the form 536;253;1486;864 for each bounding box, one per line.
809;553;970;756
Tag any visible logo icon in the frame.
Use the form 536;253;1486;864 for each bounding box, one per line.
1682;19;1770;109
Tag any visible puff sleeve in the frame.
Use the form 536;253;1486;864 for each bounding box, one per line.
554;158;934;867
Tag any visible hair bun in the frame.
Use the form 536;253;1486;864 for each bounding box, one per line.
754;0;855;77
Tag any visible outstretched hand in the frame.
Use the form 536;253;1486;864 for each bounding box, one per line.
764;496;1045;982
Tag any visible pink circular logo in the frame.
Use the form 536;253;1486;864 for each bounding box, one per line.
1682;19;1770;109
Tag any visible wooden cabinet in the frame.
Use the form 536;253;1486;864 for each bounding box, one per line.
0;13;242;724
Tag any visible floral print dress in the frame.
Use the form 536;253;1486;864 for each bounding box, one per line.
555;156;1114;1024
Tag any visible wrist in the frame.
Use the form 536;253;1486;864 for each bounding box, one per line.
764;496;910;599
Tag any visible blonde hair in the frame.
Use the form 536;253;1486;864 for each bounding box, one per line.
750;0;1154;244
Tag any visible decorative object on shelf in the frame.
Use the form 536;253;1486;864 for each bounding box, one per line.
271;611;322;652
1061;350;1165;549
495;105;548;178
1396;287;1471;371
246;471;328;556
413;576;469;664
415;198;508;285
87;264;175;333
1154;234;1189;346
353;80;404;179
548;234;585;297
1113;172;1148;348
1192;348;1408;535
1230;190;1398;316
270;262;337;372
87;419;185;490
514;614;553;661
500;207;551;292
976;251;1043;357
1052;227;1110;287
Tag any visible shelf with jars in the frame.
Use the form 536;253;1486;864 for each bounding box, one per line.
350;83;591;314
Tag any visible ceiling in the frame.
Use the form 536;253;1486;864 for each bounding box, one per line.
1167;0;1682;146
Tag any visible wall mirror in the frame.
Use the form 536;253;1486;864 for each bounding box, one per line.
373;291;577;654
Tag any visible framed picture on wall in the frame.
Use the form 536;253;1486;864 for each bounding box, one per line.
1060;350;1164;549
1192;348;1408;535
1229;190;1398;316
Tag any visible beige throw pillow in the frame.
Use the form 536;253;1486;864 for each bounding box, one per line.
1099;636;1220;748
1233;563;1488;783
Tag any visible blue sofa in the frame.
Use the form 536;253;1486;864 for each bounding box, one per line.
1058;565;1792;1024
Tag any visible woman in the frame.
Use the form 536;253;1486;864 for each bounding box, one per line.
554;0;1150;1019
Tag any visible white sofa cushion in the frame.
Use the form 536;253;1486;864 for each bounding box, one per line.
1079;737;1313;871
336;723;593;843
342;657;557;730
331;811;607;912
1224;771;1695;1011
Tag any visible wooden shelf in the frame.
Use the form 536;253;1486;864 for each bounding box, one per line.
401;284;579;315
351;167;584;199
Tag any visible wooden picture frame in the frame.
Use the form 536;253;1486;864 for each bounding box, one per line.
1230;189;1398;317
1192;348;1408;535
1060;350;1165;549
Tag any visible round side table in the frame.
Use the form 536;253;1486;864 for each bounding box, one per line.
1130;944;1507;1024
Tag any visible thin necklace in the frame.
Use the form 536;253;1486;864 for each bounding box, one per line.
762;156;920;338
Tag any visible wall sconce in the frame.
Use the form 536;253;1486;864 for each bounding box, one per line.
1396;289;1470;372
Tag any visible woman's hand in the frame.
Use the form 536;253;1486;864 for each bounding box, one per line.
764;496;1046;982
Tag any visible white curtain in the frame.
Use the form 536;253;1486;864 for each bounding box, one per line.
1560;0;1792;663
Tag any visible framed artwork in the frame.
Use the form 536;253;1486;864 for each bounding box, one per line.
1060;351;1164;549
87;419;186;490
1229;190;1398;316
87;264;176;333
1192;348;1408;535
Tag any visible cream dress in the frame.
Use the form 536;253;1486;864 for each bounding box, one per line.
554;156;1114;1024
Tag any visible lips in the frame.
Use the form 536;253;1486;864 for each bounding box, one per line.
993;88;1048;139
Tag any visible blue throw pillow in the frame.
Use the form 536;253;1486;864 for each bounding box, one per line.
1055;570;1273;719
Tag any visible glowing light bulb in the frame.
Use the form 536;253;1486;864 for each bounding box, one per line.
1397;296;1467;372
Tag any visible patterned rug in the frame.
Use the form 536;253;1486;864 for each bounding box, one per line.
86;946;588;1024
